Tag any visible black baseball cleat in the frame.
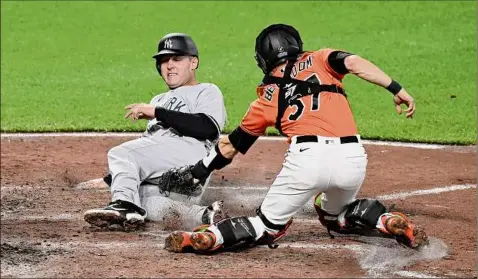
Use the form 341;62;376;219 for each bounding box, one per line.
84;200;147;230
201;200;229;225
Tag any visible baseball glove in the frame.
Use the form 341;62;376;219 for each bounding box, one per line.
153;165;206;197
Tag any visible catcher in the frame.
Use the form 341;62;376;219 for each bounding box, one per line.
155;24;428;253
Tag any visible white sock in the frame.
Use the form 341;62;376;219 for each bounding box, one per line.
247;216;268;241
206;225;224;246
376;213;391;230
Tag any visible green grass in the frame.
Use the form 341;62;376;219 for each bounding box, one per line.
1;1;476;144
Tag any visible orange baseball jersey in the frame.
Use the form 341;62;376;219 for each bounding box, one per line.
240;48;358;140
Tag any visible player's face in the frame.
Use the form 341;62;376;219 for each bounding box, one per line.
160;55;198;89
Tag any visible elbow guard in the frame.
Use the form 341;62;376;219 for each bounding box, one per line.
228;126;259;154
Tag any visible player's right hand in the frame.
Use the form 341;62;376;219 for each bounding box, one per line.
393;90;416;118
124;103;156;121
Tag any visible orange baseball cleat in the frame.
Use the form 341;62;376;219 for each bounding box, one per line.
377;212;429;249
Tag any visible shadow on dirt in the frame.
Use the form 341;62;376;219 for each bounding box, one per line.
1;242;65;266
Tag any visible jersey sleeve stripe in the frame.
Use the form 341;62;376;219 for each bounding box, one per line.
239;124;264;137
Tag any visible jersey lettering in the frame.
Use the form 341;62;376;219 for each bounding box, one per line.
286;73;322;119
241;49;358;139
163;97;187;112
305;73;321;84
305;74;322;112
288;99;305;121
311;93;320;111
291;55;313;78
264;86;275;102
284;84;297;99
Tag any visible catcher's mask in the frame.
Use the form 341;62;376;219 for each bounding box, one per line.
152;33;199;76
255;24;303;74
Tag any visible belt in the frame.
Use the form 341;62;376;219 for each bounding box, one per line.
295;135;359;144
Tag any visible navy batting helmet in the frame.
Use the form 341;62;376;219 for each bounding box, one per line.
255;24;303;74
153;33;199;75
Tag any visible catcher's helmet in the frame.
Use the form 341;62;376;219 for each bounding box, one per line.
255;24;303;74
153;33;199;75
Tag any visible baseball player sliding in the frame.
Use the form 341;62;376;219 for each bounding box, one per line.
83;33;228;230
155;23;429;253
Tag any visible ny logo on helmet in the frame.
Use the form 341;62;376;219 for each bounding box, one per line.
277;46;287;58
164;39;173;49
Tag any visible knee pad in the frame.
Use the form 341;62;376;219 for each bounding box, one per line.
314;196;386;236
342;199;387;229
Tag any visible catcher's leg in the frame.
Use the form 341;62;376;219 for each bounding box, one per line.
314;195;429;249
163;163;309;253
164;212;293;253
164;137;364;253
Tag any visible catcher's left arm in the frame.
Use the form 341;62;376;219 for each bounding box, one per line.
154;128;257;196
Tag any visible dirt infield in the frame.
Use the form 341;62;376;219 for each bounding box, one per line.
1;135;476;278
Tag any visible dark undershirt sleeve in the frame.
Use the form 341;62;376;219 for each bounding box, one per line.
327;51;354;75
154;107;219;141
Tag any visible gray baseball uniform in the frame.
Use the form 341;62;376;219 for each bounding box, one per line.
107;83;226;227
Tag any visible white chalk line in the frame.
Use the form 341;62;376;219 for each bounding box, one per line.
424;204;451;209
376;184;476;200
1;213;80;222
1;186;51;191
1;132;470;150
394;271;440;278
71;179;477;199
4;182;476;205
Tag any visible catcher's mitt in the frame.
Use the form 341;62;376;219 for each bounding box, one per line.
153;165;206;197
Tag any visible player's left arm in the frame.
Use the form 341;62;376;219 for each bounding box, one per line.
343;54;416;118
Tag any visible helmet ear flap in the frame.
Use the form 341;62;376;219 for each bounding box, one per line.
255;52;268;75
